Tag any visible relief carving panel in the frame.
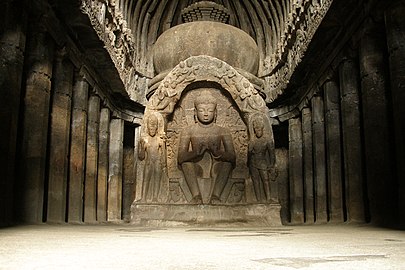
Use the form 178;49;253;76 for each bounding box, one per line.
134;56;277;206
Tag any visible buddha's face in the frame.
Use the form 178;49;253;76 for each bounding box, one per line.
253;122;264;138
196;103;216;124
148;119;158;137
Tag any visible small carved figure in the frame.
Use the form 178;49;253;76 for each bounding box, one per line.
177;89;236;204
105;18;116;46
150;87;176;113
138;114;166;202
98;3;106;25
248;116;276;202
240;83;265;112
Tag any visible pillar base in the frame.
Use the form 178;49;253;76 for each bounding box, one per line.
130;203;282;226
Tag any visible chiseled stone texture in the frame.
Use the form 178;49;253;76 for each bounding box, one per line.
153;21;259;75
131;204;282;227
136;56;273;203
133;55;280;226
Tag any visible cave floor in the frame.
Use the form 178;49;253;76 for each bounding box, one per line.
0;223;404;269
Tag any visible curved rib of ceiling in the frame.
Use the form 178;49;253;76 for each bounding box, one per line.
118;0;295;78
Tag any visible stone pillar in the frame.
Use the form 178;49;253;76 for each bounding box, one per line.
275;148;289;224
19;24;54;223
84;95;100;223
68;73;89;223
385;1;405;227
108;118;124;222
97;108;110;222
360;19;396;225
324;81;344;222
47;49;74;223
134;125;141;178
122;124;136;222
312;96;327;223
339;58;366;222
288;118;304;224
301;107;314;223
0;0;27;225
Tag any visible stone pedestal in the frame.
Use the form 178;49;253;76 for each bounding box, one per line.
131;203;282;227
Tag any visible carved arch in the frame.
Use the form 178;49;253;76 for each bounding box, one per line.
146;55;268;126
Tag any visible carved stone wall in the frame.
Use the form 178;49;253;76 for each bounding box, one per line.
134;55;275;203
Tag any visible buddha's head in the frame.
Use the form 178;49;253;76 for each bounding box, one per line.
147;114;158;137
252;117;264;138
194;90;217;125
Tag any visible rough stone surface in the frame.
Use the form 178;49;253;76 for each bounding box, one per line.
131;204;282;227
122;125;137;222
288;118;304;224
360;20;396;226
275;148;289;224
339;59;366;223
97;108;110;222
324;81;344;223
19;26;54;223
301;108;314;223
68;76;89;223
133;55;280;225
385;1;405;227
153;21;259;75
47;53;73;223
0;1;26;225
108;119;124;221
312;96;327;223
84;95;100;223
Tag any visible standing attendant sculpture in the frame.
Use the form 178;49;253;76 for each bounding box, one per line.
138;114;166;202
248;116;276;202
177;90;236;204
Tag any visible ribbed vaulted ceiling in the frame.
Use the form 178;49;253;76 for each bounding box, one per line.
117;0;305;77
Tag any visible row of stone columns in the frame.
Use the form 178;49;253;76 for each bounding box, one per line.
288;68;364;224
15;23;140;224
287;3;405;224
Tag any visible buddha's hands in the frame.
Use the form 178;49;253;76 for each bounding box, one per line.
209;141;223;158
197;143;208;156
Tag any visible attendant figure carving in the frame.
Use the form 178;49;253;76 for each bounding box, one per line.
240;83;265;112
150;87;176;113
177;90;236;204
138;114;166;202
248;116;276;202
